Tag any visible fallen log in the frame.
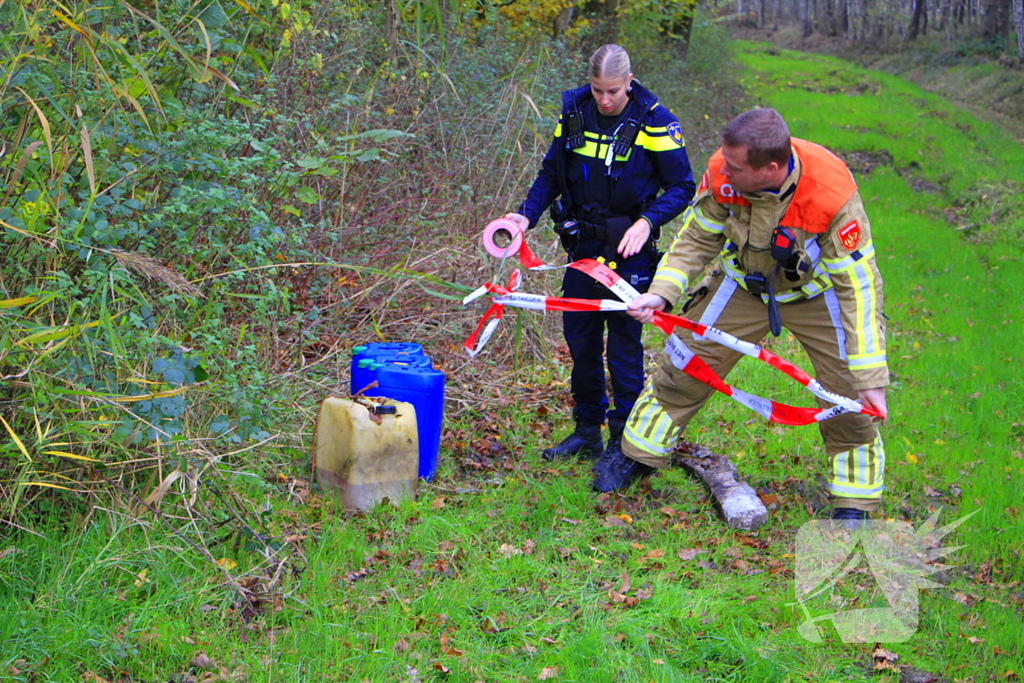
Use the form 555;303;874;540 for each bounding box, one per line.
673;442;768;530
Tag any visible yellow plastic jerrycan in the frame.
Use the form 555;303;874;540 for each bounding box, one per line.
313;397;418;510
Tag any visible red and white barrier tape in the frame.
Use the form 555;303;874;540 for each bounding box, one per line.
464;258;881;425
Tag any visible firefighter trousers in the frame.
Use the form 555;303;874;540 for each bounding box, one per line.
622;274;885;513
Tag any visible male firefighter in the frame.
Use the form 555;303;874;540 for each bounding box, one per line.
593;107;888;524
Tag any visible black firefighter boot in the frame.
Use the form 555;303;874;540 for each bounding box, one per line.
542;421;604;461
591;420;655;492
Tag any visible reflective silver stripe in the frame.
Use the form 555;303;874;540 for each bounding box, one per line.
694;276;737;339
829;435;885;498
823;288;848;361
848;351;887;369
652;267;688;291
694;209;724;234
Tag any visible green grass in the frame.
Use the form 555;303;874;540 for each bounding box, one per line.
3;41;1024;683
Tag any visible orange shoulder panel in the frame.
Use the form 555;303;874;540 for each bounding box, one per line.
705;140;857;233
781;138;857;234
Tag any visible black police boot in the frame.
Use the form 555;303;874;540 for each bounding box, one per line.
595;419;626;472
831;507;869;530
542;421;604;461
591;438;655;493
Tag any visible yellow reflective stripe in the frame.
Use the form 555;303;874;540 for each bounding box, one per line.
848;352;887;369
673;206;722;237
554;123;563;137
848;257;883;361
822;240;875;273
799;274;833;298
719;258;749;290
624;386;680;456
637;131;684;151
830;437;885;497
652;267;688;291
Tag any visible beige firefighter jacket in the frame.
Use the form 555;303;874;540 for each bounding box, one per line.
649;146;889;390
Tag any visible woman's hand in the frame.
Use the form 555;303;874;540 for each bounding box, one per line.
617;217;652;259
502;213;530;231
627;293;668;324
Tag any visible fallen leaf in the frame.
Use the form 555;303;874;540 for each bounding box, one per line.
433;662;450;674
677;548;705;561
872;645;900;672
643;549;666;560
924;485;942;497
994;646;1010;656
635;585;654;600
432;497;446;509
81;674;113;683
967;636;986;645
191;652;218;670
906;453;919;464
953;591;977;607
659;506;680;516
394;638;411;652
440;633;464;656
216;558;237;570
498;543;522;559
538;666;559;680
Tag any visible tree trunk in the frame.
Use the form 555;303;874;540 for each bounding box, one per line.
800;0;813;35
675;0;699;58
981;0;1010;43
908;0;927;38
1015;0;1024;56
385;0;401;57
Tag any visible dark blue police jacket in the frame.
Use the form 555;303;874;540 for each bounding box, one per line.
517;81;695;236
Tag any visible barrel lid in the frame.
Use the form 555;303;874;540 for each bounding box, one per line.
352;345;368;354
373;404;397;415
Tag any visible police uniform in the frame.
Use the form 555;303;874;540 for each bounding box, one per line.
621;139;888;512
518;81;695;430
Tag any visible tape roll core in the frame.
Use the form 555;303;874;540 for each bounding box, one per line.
482;218;524;259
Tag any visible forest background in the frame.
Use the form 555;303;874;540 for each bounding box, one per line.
1;0;1022;681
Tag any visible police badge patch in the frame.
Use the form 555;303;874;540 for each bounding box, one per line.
667;122;684;147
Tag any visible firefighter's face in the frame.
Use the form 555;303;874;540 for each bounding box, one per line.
590;74;632;117
720;144;781;193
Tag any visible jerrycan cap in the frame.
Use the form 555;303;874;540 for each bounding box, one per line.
373;404;397;415
352;345;368;354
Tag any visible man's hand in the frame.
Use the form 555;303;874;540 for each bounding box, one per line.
857;387;888;425
616;217;652;259
627;293;668;324
502;213;530;232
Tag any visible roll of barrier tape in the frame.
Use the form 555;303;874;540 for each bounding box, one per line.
482;218;524;259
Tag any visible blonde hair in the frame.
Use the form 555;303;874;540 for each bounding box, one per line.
587;44;631;81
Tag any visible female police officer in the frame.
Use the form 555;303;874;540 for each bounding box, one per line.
499;44;695;464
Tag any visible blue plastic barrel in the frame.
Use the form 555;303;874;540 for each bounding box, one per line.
357;363;445;482
351;343;431;394
351;353;432;397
